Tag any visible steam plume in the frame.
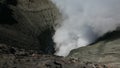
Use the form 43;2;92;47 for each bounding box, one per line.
51;0;120;57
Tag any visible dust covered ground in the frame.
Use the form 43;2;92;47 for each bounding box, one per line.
0;44;111;68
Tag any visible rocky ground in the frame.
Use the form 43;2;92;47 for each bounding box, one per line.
0;44;110;68
0;0;120;68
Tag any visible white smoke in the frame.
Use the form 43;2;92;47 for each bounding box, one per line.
51;0;120;57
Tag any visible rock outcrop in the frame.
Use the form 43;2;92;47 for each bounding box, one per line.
68;30;120;67
0;0;60;53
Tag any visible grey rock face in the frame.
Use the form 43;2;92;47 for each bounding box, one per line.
12;0;60;35
0;0;60;52
68;31;120;67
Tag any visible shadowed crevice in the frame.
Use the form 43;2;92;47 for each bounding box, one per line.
38;28;55;55
0;1;17;25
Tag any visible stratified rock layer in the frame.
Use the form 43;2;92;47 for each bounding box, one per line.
0;0;60;51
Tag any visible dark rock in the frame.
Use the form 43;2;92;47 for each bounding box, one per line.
0;0;60;53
